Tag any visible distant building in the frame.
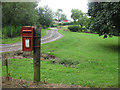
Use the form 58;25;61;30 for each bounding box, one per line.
54;19;71;24
62;20;68;23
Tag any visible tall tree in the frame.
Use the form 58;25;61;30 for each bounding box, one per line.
88;2;120;38
71;9;84;24
60;14;67;20
2;2;38;27
55;9;63;21
37;5;54;28
78;14;90;31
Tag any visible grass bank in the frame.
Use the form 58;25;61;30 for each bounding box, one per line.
2;28;118;87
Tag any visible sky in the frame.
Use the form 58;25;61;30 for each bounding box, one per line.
38;0;89;20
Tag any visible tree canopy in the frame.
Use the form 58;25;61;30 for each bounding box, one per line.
2;2;38;27
37;5;54;28
71;9;90;31
60;14;67;20
2;2;54;28
71;9;84;24
88;2;120;38
55;9;63;21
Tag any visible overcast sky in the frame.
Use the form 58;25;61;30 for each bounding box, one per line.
38;0;88;20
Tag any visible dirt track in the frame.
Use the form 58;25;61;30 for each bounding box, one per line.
0;28;63;53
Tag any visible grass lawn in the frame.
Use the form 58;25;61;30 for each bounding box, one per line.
2;28;119;87
2;28;49;44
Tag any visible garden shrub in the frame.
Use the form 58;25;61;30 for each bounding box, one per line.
50;24;58;27
68;25;81;32
58;22;73;26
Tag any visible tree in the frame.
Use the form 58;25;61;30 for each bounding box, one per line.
60;14;67;20
71;9;84;24
71;9;90;32
88;2;120;38
78;14;90;32
55;9;63;21
2;2;38;27
37;5;54;28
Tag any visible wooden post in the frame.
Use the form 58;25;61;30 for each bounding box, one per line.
33;25;41;82
6;59;8;79
5;59;9;80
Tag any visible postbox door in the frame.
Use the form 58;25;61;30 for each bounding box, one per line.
23;37;33;51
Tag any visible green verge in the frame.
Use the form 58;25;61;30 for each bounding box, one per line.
41;30;118;87
2;28;49;44
2;29;118;87
2;36;22;44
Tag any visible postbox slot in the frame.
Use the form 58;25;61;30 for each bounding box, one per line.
23;36;32;38
22;30;32;32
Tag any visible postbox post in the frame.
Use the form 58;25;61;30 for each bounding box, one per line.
33;25;41;82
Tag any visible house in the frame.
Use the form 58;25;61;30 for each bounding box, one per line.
62;20;68;23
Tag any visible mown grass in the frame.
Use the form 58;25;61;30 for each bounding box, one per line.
41;29;118;87
2;28;119;87
2;28;49;44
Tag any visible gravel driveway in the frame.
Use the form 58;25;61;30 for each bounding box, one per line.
0;28;63;53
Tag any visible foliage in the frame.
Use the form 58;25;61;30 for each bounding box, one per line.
55;9;63;21
2;2;38;38
37;6;54;28
71;9;90;31
60;14;67;20
2;2;38;27
71;9;84;24
2;2;54;38
78;14;90;32
50;24;58;27
68;25;81;32
58;22;73;26
2;26;22;38
88;2;120;38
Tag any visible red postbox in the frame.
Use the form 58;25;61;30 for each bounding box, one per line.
22;26;33;51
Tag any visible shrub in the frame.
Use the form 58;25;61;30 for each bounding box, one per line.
68;25;81;32
62;22;69;26
58;22;73;26
50;24;58;27
2;26;22;38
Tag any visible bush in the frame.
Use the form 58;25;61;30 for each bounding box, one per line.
50;24;58;27
68;25;81;32
62;22;70;26
2;26;22;38
58;22;73;26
